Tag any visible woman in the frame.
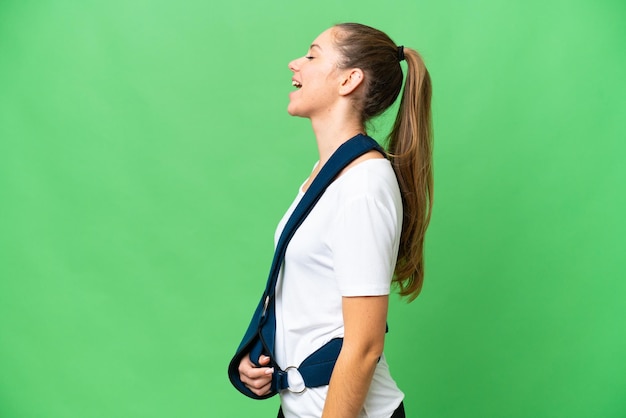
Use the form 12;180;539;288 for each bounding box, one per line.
237;23;433;418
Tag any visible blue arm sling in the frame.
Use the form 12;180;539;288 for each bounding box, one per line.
227;134;385;399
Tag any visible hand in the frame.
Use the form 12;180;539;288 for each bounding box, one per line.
238;354;274;396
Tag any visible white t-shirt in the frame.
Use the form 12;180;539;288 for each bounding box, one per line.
274;158;405;418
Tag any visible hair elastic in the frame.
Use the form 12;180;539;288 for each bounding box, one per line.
397;45;405;62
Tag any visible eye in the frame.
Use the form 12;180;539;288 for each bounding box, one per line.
305;56;315;60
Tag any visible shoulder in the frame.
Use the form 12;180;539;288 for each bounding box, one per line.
332;158;400;200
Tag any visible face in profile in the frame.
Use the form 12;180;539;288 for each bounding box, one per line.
287;28;346;119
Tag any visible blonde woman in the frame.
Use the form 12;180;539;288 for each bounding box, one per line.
235;23;433;418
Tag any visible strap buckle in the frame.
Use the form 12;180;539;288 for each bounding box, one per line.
275;366;306;394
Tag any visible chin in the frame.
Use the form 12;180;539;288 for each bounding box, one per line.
286;105;305;118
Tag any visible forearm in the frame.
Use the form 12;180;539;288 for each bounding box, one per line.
321;295;388;417
322;345;380;418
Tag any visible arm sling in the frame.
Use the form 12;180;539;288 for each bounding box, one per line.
228;134;386;399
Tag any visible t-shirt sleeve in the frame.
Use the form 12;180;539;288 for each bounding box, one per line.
331;194;400;296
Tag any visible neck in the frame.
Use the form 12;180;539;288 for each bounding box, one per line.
310;110;365;166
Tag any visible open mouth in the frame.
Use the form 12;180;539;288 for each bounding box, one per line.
292;80;302;88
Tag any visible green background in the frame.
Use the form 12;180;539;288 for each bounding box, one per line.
1;0;624;417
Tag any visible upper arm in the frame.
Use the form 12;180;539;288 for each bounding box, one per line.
332;195;400;296
341;295;388;356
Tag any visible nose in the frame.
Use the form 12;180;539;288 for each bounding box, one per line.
288;57;302;72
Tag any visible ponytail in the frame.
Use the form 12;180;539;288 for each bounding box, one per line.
333;23;434;301
387;48;433;301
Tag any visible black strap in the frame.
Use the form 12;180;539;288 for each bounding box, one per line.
228;134;384;399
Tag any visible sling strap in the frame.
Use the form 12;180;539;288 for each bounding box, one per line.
228;134;385;399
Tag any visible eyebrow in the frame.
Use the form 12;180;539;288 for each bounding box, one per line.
310;44;322;51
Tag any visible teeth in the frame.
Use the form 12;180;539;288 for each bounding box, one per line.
292;80;302;88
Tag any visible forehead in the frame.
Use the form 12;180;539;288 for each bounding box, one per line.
310;27;336;49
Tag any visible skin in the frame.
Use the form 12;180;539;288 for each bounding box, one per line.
238;27;389;417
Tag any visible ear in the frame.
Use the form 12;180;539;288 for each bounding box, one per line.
338;68;364;96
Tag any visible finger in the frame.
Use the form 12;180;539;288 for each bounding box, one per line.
245;373;272;389
238;355;255;375
249;381;272;396
242;372;272;391
241;366;274;381
241;354;255;368
250;367;274;379
241;372;270;387
258;355;271;366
